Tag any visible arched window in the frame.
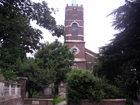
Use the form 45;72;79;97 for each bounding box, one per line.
72;23;78;36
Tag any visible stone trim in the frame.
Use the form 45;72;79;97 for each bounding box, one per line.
65;40;85;42
66;34;84;37
66;9;83;12
17;77;27;80
87;62;92;64
85;52;95;57
74;58;86;62
103;99;126;101
65;25;84;28
66;20;84;22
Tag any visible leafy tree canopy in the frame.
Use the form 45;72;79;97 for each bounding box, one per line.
12;57;54;98
0;0;64;53
35;40;75;86
0;0;64;79
0;47;26;80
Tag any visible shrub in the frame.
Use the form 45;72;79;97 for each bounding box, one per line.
66;69;123;102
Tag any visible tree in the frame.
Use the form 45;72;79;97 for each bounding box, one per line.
0;47;26;80
96;0;140;99
12;58;54;98
0;0;64;52
0;0;64;79
35;40;75;92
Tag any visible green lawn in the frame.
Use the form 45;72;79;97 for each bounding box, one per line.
54;97;66;104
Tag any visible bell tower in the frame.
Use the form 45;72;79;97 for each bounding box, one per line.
64;2;86;70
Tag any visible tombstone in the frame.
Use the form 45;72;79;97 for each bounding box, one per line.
58;81;66;99
44;84;52;95
0;72;4;97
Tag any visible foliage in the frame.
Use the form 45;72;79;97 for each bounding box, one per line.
66;69;123;102
35;40;75;86
2;40;74;97
0;47;26;80
54;97;66;104
32;91;42;98
95;0;140;99
115;75;138;99
126;98;134;105
0;0;64;80
0;0;64;52
12;58;54;98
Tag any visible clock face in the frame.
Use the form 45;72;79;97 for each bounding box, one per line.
71;46;79;55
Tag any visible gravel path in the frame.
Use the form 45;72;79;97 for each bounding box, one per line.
57;101;67;105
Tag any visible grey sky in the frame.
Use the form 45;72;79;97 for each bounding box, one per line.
28;0;125;57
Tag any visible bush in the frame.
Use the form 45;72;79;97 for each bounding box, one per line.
66;69;123;102
126;98;134;105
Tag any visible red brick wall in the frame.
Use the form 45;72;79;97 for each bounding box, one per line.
65;5;93;70
65;42;85;59
65;5;83;21
76;62;86;70
85;48;95;70
65;36;84;41
69;99;126;105
85;53;94;61
24;98;53;105
65;5;84;40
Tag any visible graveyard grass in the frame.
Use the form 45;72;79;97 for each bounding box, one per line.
54;97;66;104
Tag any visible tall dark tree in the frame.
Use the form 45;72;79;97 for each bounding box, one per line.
98;0;140;79
96;0;140;98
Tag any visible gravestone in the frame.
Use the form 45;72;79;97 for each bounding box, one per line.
59;81;66;99
44;84;52;95
0;72;4;97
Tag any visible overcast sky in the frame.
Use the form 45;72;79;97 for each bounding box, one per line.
29;0;125;57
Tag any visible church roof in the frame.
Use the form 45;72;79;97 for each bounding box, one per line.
85;48;96;57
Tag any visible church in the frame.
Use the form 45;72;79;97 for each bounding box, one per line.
64;1;96;70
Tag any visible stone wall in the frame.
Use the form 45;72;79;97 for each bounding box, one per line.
68;99;126;105
0;80;23;105
0;97;23;105
0;73;27;105
24;98;53;105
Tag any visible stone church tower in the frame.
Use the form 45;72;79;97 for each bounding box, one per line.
64;2;95;70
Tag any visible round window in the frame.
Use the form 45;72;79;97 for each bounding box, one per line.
71;47;79;55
